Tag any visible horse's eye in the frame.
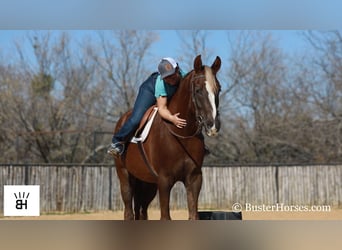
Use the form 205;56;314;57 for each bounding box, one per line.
195;88;203;95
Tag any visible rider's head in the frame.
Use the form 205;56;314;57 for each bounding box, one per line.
158;57;181;85
158;57;178;79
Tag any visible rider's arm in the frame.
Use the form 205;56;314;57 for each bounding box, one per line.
156;96;187;129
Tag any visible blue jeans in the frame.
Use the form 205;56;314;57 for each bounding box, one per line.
112;87;156;143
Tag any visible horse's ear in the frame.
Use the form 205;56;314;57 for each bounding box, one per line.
211;56;221;75
194;55;203;73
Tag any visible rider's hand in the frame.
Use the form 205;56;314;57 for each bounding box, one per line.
172;113;187;128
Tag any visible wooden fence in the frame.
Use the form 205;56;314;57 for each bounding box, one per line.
0;164;341;213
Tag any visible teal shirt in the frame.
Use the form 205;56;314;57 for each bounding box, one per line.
154;69;187;100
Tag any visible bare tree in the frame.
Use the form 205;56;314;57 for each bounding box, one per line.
0;31;104;163
0;63;23;162
2;30;342;164
300;31;342;161
177;30;213;69
218;31;316;163
87;30;158;122
0;30;160;163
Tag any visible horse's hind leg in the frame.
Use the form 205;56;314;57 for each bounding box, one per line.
141;183;157;219
134;180;157;220
185;170;202;220
134;204;147;220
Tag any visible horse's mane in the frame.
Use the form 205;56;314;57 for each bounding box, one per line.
183;69;194;80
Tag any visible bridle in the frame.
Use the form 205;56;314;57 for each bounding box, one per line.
166;72;207;139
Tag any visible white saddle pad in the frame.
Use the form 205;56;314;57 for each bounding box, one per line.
130;107;158;143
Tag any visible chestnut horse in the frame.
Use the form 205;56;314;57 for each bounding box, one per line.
114;55;221;220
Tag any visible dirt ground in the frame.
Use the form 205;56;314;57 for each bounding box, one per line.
2;208;342;220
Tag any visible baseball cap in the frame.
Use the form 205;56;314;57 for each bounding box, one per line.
158;57;178;79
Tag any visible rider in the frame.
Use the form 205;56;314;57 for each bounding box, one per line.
107;57;187;157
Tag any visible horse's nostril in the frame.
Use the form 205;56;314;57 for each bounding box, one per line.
205;120;214;128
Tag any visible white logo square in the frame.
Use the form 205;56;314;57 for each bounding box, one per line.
3;185;40;216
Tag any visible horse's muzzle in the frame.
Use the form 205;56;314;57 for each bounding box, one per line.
206;115;220;136
205;121;220;136
206;128;218;137
200;114;220;137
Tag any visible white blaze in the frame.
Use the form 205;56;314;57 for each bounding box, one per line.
204;67;217;134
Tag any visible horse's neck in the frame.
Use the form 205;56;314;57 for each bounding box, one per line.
168;76;193;117
168;73;196;120
167;73;200;136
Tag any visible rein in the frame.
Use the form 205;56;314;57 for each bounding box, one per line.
165;73;206;139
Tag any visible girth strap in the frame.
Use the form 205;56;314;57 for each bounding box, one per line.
137;141;159;178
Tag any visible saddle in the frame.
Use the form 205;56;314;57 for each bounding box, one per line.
130;106;158;143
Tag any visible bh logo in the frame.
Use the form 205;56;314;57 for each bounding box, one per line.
14;192;30;210
3;185;40;216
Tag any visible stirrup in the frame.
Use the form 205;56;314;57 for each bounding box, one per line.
107;142;125;157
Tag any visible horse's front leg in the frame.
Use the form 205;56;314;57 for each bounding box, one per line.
116;168;134;220
185;170;202;220
158;176;173;220
122;188;134;220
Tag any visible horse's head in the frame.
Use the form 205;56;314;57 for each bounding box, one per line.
192;55;221;136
